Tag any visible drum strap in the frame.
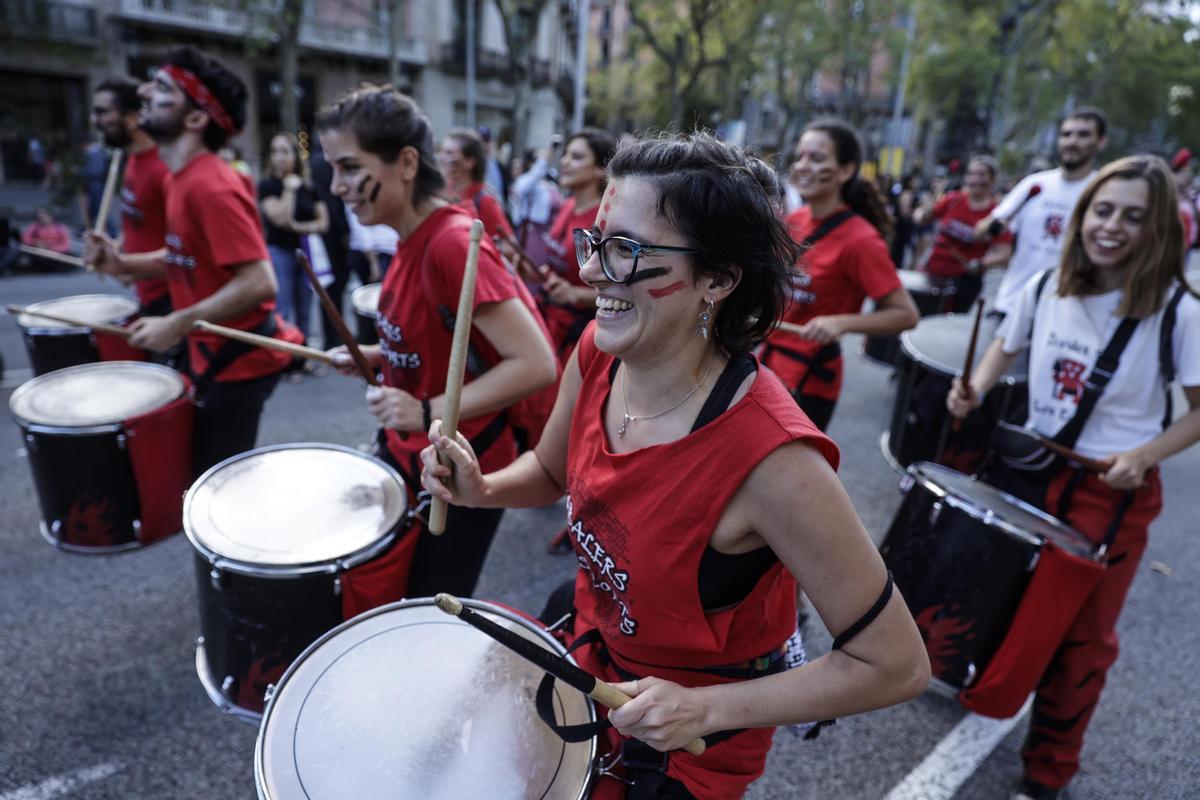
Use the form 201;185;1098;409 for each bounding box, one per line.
1159;285;1185;430
759;341;841;391
1053;466;1137;558
191;313;279;401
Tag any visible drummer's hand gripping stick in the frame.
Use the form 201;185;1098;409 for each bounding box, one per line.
434;593;707;756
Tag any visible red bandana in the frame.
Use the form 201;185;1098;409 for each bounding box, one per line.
162;64;236;135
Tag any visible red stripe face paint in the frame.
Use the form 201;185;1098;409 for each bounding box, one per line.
647;280;687;299
597;183;617;233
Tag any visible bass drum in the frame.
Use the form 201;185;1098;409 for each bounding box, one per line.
880;462;1097;692
350;282;381;345
18;294;145;376
862;270;955;367
10;361;193;552
884;313;1028;474
186;443;408;721
255;598;596;800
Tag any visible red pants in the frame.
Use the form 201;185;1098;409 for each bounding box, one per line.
1021;467;1162;788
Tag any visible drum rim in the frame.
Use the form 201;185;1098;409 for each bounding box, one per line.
907;461;1099;560
17;293;140;333
184;442;408;576
899;313;1024;384
8;360;185;429
254;596;598;800
350;282;382;315
896;269;953;295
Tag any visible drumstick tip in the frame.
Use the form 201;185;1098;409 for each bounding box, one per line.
434;593;464;616
468;219;484;241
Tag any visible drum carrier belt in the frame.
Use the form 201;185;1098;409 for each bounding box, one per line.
191;312;280;401
760;208;857;394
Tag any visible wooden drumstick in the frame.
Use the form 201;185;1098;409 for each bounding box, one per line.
94;149;122;236
17;245;85;269
1033;436;1109;474
775;320;808;337
193;320;335;364
498;231;548;282
429;219;484;535
434;593;707;757
295;248;379;386
959;297;986;394
6;303;130;337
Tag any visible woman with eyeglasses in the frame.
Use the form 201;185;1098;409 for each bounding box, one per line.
422;132;929;799
317;85;558;612
760;119;919;431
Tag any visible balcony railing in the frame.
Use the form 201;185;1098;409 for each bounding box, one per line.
116;0;426;64
1;0;98;44
439;40;558;86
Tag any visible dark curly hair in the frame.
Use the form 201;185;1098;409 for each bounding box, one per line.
160;47;247;152
607;132;796;355
316;84;445;204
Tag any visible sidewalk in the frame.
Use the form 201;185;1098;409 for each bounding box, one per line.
0;180;85;229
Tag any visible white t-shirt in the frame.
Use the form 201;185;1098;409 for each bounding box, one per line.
346;204;399;255
993;169;1095;313
998;270;1200;458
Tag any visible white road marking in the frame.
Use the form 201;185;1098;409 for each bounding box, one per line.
883;697;1033;800
0;762;124;800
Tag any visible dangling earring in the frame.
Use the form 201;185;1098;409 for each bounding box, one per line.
698;299;714;340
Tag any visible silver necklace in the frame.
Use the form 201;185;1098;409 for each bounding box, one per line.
618;351;720;438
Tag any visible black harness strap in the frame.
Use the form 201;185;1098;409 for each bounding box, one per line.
760;341;841;393
691;354;756;432
1051;316;1139;451
1159;285;1185;429
191;312;280;401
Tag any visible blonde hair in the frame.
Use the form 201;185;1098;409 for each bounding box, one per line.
1057;155;1190;319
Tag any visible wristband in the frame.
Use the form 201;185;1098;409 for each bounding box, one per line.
422;398;432;432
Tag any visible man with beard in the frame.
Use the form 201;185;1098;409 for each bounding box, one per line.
93;47;300;476
975;107;1108;318
85;78;173;323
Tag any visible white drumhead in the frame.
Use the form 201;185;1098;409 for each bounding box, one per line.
9;361;184;427
256;599;595;800
18;294;138;329
898;269;934;293
185;444;406;568
350;283;381;316
910;462;1096;559
901;313;1026;380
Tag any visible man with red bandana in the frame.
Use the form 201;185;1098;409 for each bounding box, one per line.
94;47;300;476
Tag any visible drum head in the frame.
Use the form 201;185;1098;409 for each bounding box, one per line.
256;598;595;800
350;283;382;316
18;294;138;329
909;462;1096;559
900;313;1027;379
9;361;184;427
898;270;935;294
185;444;406;569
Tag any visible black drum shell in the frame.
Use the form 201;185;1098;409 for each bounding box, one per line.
354;310;376;345
23;329;105;377
880;475;1040;690
193;554;349;718
862;273;954;367
20;423;141;552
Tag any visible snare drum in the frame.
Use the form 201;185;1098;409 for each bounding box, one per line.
862;271;955;367
884;312;1028;473
350;282;381;345
10;362;193;553
18;294;145;376
186;443;408;720
880;462;1097;692
255;598;596;800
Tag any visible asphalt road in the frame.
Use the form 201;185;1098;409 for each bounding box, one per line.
1;269;1197;799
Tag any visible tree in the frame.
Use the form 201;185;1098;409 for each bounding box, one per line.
492;0;550;154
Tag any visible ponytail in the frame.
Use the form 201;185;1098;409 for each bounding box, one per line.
843;176;892;239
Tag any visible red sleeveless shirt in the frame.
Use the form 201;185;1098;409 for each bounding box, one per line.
565;324;838;799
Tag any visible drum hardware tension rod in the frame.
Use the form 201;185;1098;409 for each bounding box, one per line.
434;593;707;756
429;219;484;535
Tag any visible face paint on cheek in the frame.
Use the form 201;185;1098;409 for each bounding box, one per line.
369;181;382;203
647;280;687;299
814;166;836;185
626;267;670;286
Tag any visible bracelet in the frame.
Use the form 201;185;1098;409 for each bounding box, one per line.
421;398;432;432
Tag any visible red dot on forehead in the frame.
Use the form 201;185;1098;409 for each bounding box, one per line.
607;184;617;198
598;217;608;232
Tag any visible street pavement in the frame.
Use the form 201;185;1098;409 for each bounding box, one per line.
0;268;1197;799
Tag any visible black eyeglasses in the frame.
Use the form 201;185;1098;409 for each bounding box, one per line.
573;228;700;285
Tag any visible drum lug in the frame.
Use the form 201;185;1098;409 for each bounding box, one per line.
333;576;342;597
116;433;127;451
24;433;37;453
50;519;62;536
220;675;235;700
1027;550;1040;572
899;474;915;493
209;567;225;591
263;683;276;705
963;662;978;688
929;500;944;526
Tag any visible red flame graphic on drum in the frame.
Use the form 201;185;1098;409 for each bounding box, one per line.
64;494;120;547
914;605;976;677
235;656;288;712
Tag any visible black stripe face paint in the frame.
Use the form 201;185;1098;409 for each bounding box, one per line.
369;181;381;203
626;267;670;285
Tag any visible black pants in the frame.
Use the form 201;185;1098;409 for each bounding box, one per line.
947;272;984;313
795;392;836;432
192;371;282;478
375;438;504;598
321;248;369;348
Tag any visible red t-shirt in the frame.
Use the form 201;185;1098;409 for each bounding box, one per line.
163;152;297;381
539;198;599;355
120;146;171;306
761;206;899;399
376;204;522;478
455;182;514;243
565;323;837;799
924;191;1010;278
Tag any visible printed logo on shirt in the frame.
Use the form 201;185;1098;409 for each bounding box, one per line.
377;314;422;370
120;187;144;227
1051;357;1087;403
565;491;637;636
790;270;817;305
1042;213;1066;242
164;232;196;269
942;218;976;244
